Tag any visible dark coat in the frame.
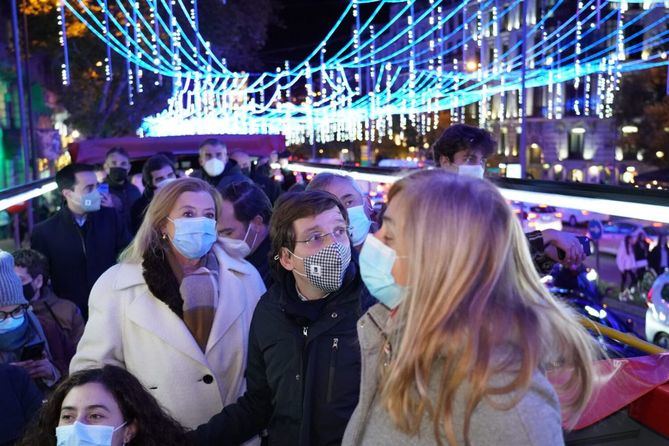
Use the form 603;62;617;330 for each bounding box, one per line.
245;235;272;289
0;364;42;446
192;263;375;446
105;179;141;231
30;206;131;317
191;161;251;192
130;190;152;234
649;244;669;274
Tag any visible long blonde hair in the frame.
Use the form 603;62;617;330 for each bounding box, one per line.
380;170;596;444
120;177;223;263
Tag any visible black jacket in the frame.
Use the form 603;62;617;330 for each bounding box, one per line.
191;161;251;192
246;235;272;289
105;179;141;231
192;263;375;446
30;206;130;317
130;190;152;234
0;364;42;446
649;244;669;274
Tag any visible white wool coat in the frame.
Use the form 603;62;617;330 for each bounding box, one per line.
70;242;265;429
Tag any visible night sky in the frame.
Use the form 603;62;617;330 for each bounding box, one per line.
261;0;356;69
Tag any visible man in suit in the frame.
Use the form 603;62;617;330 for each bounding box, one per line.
31;164;131;318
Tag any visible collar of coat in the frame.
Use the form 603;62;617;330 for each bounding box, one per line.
112;241;257;291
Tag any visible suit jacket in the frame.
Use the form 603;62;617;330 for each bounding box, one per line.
70;242;266;430
30;206;130;317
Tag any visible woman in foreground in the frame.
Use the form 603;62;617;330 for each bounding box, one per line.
345;170;597;445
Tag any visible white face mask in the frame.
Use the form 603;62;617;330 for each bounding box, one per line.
347;205;371;247
56;421;126;446
220;224;256;259
0;313;26;334
457;164;485;179
203;158;225;177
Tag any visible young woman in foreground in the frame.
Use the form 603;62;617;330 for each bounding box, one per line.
345;170;597;445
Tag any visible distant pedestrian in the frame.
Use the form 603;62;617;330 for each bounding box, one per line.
616;235;636;290
633;231;650;282
649;234;669;275
103;147;142;231
190;139;250;192
130;154;177;233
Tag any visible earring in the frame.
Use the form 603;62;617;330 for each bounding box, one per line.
161;233;167;240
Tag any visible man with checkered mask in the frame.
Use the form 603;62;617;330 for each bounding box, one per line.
191;190;374;446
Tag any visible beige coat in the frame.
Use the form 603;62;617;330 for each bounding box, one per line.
70;242;266;429
343;304;564;446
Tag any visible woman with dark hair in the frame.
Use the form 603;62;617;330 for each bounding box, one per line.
18;365;190;446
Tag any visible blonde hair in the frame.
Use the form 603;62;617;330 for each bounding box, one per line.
380;170;596;445
120;177;223;263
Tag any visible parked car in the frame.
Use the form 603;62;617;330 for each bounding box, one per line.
645;272;669;349
558;208;609;227
507;202;563;232
597;220;669;255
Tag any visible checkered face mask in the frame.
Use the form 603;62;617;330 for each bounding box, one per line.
291;242;352;293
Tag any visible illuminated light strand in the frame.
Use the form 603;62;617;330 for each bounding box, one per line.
58;0;70;85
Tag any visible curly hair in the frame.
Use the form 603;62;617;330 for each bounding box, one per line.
18;366;191;446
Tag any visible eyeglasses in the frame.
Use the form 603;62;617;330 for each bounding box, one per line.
295;226;351;249
0;305;28;322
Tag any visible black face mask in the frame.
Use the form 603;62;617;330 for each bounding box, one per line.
23;283;35;301
108;167;128;184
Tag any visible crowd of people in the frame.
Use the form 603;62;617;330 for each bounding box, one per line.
616;231;669;292
0;126;600;446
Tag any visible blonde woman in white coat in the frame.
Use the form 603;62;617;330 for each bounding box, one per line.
71;177;265;430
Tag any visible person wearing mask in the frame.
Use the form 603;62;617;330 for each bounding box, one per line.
30;164;131;318
251;157;282;204
190;139;250;192
306;173;375;251
192;191;375;446
219;182;274;288
0;251;60;391
0;364;43;446
343;170;597;445
432;124;586;272
103;147;142;231
12;248;85;373
18;365;190;446
616;235;637;291
649;234;669;275
130;154;177;234
230;151;252;177
70;177;265;430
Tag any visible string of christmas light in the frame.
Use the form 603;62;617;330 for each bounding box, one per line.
60;0;669;144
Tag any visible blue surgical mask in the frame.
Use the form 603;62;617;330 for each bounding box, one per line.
0;313;26;334
167;217;217;259
359;234;406;309
347;205;372;247
73;190;102;213
56;421;126;446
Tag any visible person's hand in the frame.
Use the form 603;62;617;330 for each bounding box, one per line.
542;229;586;268
11;358;56;380
100;192;114;208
